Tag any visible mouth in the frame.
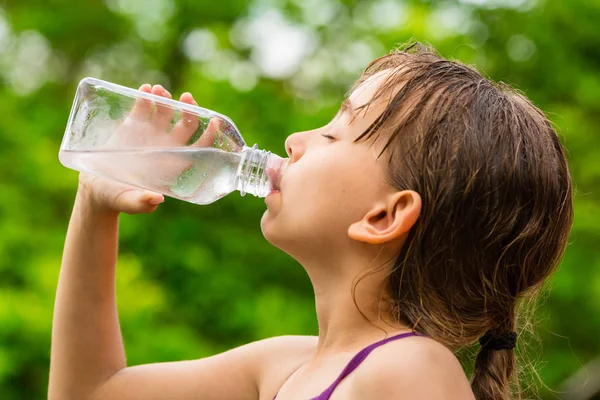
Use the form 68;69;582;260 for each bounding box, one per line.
265;167;281;193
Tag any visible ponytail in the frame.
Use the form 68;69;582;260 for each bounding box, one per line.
471;329;519;400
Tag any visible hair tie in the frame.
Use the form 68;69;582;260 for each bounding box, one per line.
478;331;517;351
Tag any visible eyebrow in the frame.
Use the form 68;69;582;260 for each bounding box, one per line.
341;98;356;117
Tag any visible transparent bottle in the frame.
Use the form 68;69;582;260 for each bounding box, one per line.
59;78;288;205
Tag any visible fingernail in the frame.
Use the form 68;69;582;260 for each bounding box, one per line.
149;197;164;205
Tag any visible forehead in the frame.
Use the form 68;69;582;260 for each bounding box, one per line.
343;67;415;161
348;68;406;111
340;71;393;158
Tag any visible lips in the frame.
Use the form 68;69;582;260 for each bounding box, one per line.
265;167;280;192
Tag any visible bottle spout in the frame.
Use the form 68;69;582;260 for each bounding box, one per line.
236;145;288;198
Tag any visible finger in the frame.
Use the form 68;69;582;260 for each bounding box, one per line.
149;84;174;132
171;93;200;144
191;117;220;148
129;84;153;121
116;189;164;215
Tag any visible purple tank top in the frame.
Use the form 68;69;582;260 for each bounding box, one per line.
272;331;425;400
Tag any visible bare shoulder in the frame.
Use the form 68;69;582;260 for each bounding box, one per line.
232;334;317;381
254;335;318;394
351;335;475;400
251;334;318;369
251;334;318;356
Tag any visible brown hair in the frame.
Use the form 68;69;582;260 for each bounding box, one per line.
351;43;573;399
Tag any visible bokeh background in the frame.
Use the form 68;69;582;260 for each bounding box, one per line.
0;0;599;399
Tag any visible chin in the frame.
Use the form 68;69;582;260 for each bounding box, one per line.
260;210;279;243
260;212;297;253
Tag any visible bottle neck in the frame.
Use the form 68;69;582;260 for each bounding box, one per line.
236;145;286;198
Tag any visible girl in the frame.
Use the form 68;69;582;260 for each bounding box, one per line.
49;43;573;400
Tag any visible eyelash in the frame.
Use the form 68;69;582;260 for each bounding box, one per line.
321;134;335;140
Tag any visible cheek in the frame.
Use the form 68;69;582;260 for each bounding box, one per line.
284;152;375;222
262;151;384;249
286;153;349;200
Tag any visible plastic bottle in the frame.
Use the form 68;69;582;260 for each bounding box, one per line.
59;78;288;205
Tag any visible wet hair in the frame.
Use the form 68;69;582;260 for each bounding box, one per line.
350;42;573;400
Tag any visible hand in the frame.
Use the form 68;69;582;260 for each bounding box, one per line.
104;84;217;150
77;84;218;215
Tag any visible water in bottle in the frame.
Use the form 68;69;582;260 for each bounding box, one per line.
59;78;288;205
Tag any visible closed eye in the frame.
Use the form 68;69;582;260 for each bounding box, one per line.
321;134;335;140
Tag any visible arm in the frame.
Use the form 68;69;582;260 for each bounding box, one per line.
92;335;316;400
50;84;316;400
49;186;316;400
48;189;124;400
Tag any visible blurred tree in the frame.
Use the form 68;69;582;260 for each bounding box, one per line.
0;0;598;399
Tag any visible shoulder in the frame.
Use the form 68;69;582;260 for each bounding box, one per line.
241;334;317;376
251;335;318;393
249;335;318;362
351;334;475;400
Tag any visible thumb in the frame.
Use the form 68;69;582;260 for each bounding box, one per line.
116;190;165;214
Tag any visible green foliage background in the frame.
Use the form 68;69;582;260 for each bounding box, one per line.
0;0;598;398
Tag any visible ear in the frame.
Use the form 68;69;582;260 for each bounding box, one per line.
348;190;421;245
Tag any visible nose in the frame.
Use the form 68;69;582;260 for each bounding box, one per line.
284;130;308;164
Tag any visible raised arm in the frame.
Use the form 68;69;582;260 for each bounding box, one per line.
49;185;129;399
49;189;314;400
49;188;313;399
49;84;316;400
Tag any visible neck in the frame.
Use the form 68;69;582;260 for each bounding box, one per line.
299;247;411;359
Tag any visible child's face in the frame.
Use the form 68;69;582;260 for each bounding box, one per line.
261;71;400;260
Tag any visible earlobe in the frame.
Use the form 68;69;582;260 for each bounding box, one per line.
348;190;422;245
